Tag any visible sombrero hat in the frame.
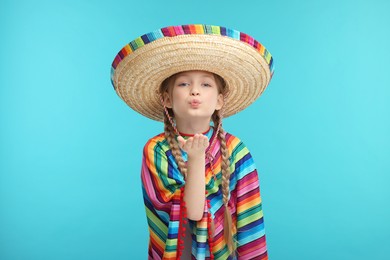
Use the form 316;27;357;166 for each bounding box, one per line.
110;24;274;121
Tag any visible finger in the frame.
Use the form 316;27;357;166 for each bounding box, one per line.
186;137;193;149
177;136;185;149
193;134;200;148
202;136;209;148
198;134;206;148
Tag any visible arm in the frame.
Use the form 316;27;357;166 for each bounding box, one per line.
177;134;208;221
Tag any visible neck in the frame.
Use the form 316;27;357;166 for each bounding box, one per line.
175;117;211;135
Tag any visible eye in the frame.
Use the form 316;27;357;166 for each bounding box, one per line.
177;82;189;87
202;83;212;87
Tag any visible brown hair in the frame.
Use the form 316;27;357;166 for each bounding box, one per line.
160;71;237;256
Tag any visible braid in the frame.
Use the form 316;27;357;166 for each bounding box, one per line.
163;112;187;179
212;110;237;255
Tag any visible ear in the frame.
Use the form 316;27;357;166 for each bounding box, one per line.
163;92;173;108
216;93;224;110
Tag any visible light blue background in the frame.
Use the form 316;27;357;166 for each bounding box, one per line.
1;0;389;259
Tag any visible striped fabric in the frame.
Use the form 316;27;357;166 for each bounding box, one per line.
141;127;268;259
111;24;274;86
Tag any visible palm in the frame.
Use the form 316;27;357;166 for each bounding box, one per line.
177;134;209;157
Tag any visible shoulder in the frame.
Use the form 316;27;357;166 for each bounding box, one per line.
143;132;170;154
224;131;243;148
223;131;253;163
223;131;249;153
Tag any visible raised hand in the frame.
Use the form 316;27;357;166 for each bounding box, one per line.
177;134;209;158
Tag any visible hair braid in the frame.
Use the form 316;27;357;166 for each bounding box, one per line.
212;111;237;255
163;112;187;179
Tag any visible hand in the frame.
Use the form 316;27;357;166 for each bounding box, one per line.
177;134;209;158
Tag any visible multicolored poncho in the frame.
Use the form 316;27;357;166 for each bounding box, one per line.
141;127;267;259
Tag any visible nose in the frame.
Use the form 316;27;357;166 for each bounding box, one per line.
190;84;200;96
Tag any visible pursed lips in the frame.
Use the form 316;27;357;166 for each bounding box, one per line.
189;99;201;105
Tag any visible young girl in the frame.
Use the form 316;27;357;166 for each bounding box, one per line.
111;24;274;260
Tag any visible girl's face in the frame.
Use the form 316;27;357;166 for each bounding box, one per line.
164;70;224;122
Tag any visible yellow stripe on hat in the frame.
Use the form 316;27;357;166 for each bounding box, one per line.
123;44;132;56
194;24;204;34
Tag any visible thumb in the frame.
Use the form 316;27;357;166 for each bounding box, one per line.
177;136;185;149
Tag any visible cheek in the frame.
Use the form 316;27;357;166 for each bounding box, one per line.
170;91;186;107
171;92;181;103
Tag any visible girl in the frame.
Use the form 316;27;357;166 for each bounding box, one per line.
111;24;274;260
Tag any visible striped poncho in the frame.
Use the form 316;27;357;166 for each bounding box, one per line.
141;127;267;259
